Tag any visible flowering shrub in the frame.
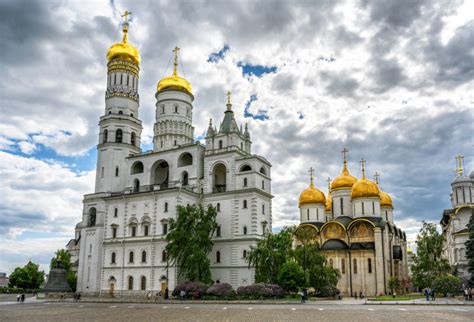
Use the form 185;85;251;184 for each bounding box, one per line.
432;275;461;297
236;283;285;298
207;283;236;297
172;281;208;298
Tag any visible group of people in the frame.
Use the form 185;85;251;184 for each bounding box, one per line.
424;288;436;301
463;288;473;301
16;294;25;303
73;292;81;301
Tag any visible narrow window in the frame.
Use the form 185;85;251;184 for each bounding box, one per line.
164;202;168;212
241;142;243;150
126;74;129;86
163;223;168;235
217;203;220;212
244;177;248;187
161;105;165;114
216;251;221;263
103;129;108;143
174;105;178;113
340;198;344;215
118;110;123;115
101;167;104;178
114;74;116;85
216;225;221;237
160;141;163;148
463;188;466;204
174;140;177;146
329;258;333;267
131;132;136;146
144;225;149;236
162;250;167;262
115;129;123;143
361;202;365;215
114;208;118;217
120;74;122;84
243;200;247;209
368;258;372;273
243;250;247;258
262;204;265;214
262;180;265;190
353;258;357;274
141;251;147;263
219;140;223;149
307;209;309;221
133;179;140;193
243;226;248;235
112;227;117;238
372;202;375;214
131;226;136;237
129;251;134;263
128;276;133;290
115;166;119;177
141;276;146;290
111;252;116;264
341;258;345;274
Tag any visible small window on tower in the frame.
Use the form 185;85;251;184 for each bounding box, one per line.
174;105;178;114
118;110;123;115
103;129;108;143
115;129;123;143
243;200;247;209
161;105;165;114
307;209;309;221
243;226;248;235
243;178;248;187
216;203;220;212
216;225;221;237
114;208;118;217
174;140;177;146
112;227;117;238
115;166;119;177
218;140;223;149
131;132;136;146
101;167;104;178
262;204;265;214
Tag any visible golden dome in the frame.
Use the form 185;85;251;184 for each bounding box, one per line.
380;191;393;208
299;180;326;207
351;177;380;199
325;192;332;213
157;47;192;96
106;21;140;65
330;161;357;191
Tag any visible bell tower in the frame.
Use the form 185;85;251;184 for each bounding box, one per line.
95;11;143;193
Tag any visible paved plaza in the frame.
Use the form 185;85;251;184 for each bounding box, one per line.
1;300;473;322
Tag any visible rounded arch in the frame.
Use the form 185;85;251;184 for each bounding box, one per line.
141;250;147;263
321;221;346;241
88;207;97;227
131;161;144;174
178;152;193;167
140;276;146;290
115;129;123;143
346;218;376;231
259;166;267;175
151;160;169;188
240;164;252;172
212;163;227;193
321;239;349;251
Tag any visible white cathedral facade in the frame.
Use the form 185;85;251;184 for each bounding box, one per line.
69;18;272;296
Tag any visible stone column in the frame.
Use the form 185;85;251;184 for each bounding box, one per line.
374;227;385;295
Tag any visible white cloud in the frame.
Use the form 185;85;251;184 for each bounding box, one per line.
17;141;37;154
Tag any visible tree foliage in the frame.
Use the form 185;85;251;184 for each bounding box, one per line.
465;210;474;287
166;204;217;284
432;274;461;296
246;227;294;284
50;249;77;292
411;222;451;289
277;261;306;292
9;261;45;290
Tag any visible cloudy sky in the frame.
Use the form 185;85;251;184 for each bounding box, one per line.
0;0;473;274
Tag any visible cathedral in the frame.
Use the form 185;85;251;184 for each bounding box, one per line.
441;155;474;281
69;14;272;296
296;152;409;297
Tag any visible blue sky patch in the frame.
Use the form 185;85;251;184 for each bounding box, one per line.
237;62;277;78
244;95;269;120
207;44;230;63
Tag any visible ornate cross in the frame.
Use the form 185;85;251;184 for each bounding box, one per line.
121;10;132;23
308;167;315;181
374;171;380;184
360;158;366;178
455;154;464;176
226;91;232;105
326;177;331;189
341;147;349;162
172;46;180;76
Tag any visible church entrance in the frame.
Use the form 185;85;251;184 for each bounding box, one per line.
109;283;115;297
161;282;167;296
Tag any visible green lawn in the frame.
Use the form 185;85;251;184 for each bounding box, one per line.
368;294;424;301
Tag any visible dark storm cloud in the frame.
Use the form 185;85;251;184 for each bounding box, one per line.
369;58;405;93
364;0;428;29
320;71;359;98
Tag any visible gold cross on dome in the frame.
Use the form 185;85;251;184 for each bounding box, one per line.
374;171;380;184
121;10;132;23
455;154;464;176
172;46;180;76
360;158;366;178
308;167;315;181
326;177;331;189
341;147;349;162
226;91;232;104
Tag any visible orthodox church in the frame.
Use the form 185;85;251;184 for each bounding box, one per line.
296;151;409;297
68;13;272;296
441;155;474;281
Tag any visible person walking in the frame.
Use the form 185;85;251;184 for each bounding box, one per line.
464;288;469;301
468;288;472;301
300;289;305;304
431;288;436;301
425;288;430;301
21;293;25;303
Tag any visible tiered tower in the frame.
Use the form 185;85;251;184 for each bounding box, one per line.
95;11;142;193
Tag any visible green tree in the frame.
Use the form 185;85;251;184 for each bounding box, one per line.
432;274;461;297
9;261;45;290
388;276;400;296
50;249;77;292
166;204;217;284
246;227;294;283
277;261;305;292
465;210;474;287
411;222;451;289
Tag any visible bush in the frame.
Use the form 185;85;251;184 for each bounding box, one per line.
432;275;461;297
172;281;208;298
277;262;305;292
207;283;236;298
314;285;340;297
236;283;285;299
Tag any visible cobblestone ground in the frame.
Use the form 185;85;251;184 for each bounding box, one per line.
0;302;473;321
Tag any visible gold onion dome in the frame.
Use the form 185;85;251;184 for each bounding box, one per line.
330;161;357;191
106;12;140;65
351;160;380;199
157;47;192;96
380;191;393;208
299;171;326;207
325;192;332;212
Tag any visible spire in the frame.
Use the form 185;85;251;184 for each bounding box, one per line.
374;171;380;184
244;123;250;137
360;158;366;179
226;91;232;111
455;154;464;176
121;10;132;43
308;167;315;188
326;177;331;190
207;118;215;137
341;147;350;175
172;46;180;77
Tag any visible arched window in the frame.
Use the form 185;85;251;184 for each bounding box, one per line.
161;250;167;262
114;208;118;217
103;129;108;143
128;276;133;290
88;208;97;227
240;165;252;172
260;167;266;175
213;163;227;193
174;105;178;113
216;225;221;237
243;250;247;258
262;180;265;190
115;166;119;177
368;258;372;273
164;202;168;212
218;140;223;149
131;132;136;146
216;203;220;212
112;226;117;238
152;161;169;188
141;251;147;263
178;153;193;167
182;171;189;186
111;252;116;264
216;251;221;263
341;259;346;274
115;129;123;143
243;226;248;235
118;110;123;115
162;222;168;235
143;225;149;236
129;251;134;263
141;276;146;290
353;258;357;274
243;178;248;187
243;200;247;208
262;204;265;214
133;179;140;193
131;161;144;174
130;113;134;117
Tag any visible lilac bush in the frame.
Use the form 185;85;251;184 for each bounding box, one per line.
206;283;236;297
236;283;285;298
172;281;208;298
